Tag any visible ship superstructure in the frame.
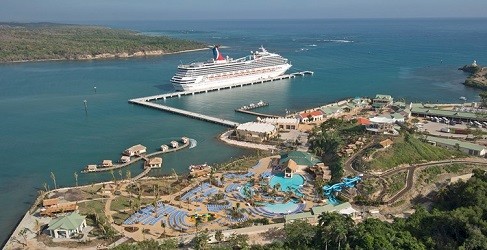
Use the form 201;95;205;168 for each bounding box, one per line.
171;46;291;91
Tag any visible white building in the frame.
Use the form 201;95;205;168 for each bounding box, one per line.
236;122;277;143
123;144;147;156
260;117;299;130
47;212;87;239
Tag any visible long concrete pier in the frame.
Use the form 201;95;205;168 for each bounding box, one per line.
131;71;313;102
130;99;240;127
129;71;313;127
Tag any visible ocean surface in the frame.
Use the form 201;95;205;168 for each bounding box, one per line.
1;18;487;244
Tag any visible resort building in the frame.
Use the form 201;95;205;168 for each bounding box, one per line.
284;202;358;223
320;106;342;118
145;157;162;169
236;122;277;143
170;141;179;148
181;137;189;144
425;136;487;156
102;160;113;168
380;139;394;149
279;151;322;178
357;117;371;126
308;163;332;182
372;94;393;108
47;212;87;239
410;103;487;123
43;198;59;208
123;144;147;156
260;117;299;130
85;164;97;172
120;156;131;163
41;202;78;216
161;145;169;152
189;164;212;178
298;110;324;123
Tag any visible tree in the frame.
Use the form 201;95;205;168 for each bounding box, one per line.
215;229;224;243
480;91;487;107
316;212;354;250
284;219;317;248
193;231;210;250
73;172;78;187
125;170;131;182
118;169;123;182
50;171;57;189
228;233;250;250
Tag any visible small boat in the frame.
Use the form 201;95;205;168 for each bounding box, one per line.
459;96;467;101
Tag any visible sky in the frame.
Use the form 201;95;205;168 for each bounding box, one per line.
1;0;487;22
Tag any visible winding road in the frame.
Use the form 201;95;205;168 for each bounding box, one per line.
343;140;487;204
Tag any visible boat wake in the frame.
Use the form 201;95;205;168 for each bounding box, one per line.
189;139;198;149
322;39;353;43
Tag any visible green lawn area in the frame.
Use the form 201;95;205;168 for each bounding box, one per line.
385;171;407;196
369;134;465;170
78;200;107;226
110;196;132;211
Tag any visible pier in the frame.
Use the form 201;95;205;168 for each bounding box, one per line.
131;71;313;102
234;109;279;118
81;139;191;173
129;99;240;127
128;71;313;127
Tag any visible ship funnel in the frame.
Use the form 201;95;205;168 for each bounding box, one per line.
212;46;225;61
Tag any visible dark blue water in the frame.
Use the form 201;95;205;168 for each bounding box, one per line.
1;18;487;244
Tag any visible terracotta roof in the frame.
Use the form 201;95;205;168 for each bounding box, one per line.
299;110;323;119
357;117;371;125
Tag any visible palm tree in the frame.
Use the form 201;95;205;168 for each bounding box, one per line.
110;169;116;184
161;220;166;235
34;219;41;236
118;169;123;182
50;172;57;189
172;168;179;182
126;170;131;182
43;182;49;192
73;172;78;187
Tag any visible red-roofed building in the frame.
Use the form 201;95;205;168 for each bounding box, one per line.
298;110;324;123
357;117;371;126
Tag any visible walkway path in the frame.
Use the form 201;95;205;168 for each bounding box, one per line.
219;130;277;151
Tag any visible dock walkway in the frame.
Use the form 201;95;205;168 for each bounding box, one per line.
128;71;313;127
130;99;240;127
82;139;191;173
234;109;279;118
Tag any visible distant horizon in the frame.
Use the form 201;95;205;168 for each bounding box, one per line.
2;16;487;25
2;0;487;23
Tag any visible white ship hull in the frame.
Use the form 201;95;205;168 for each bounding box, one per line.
172;64;291;92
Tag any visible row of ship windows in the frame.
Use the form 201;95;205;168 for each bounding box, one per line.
177;61;287;76
179;57;286;73
172;67;280;84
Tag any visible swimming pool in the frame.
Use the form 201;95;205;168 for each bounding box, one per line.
263;201;299;214
269;173;305;192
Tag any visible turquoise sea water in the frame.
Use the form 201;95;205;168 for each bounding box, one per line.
1;18;487;244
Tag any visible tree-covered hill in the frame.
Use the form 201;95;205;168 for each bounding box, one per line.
0;22;207;62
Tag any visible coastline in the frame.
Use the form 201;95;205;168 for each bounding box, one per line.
0;47;209;64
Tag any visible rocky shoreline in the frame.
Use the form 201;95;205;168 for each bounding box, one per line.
4;47;209;64
459;61;487;90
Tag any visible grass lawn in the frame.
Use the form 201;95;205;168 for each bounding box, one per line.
385;171;407;196
369;134;465;170
112;212;131;225
78;200;107;226
111;196;133;211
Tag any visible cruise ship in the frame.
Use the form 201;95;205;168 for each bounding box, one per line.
171;46;292;91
